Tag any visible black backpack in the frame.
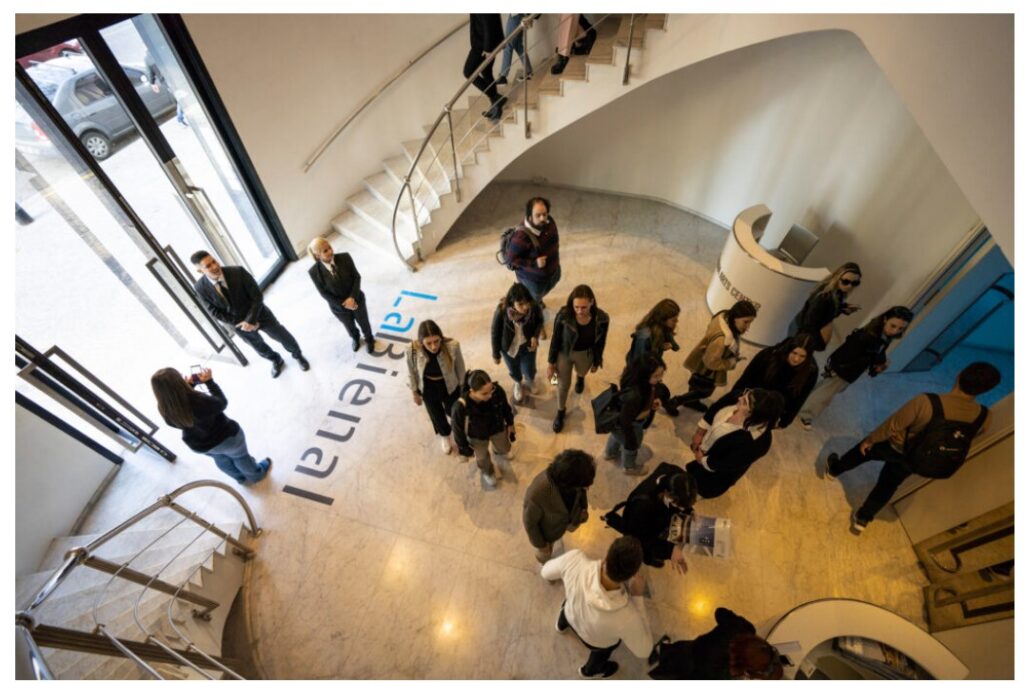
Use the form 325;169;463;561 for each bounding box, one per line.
496;225;539;270
904;394;987;479
602;462;691;534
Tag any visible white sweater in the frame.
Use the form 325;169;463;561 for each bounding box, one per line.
540;550;653;655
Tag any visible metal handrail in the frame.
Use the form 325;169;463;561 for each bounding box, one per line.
17;480;260;679
165;539;247;680
406;14;618;214
15;623;54;680
303;18;469;173
389;13;542;270
392;14;631;269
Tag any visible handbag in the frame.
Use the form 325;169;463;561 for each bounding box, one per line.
591;383;622;434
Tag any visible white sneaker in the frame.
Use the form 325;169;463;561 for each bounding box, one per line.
482;472;497;487
439;436;453;455
513;382;524;403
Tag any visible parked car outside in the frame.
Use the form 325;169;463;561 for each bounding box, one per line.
16;40;84;69
17;56;177;160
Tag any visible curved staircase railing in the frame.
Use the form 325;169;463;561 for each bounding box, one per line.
390;14;640;271
15;480;261;680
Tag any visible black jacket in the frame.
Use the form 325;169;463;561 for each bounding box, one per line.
726;346;817;428
167;380;240;453
826;326;891;383
194;266;271;326
615;383;657;451
649;607;756;679
686;393;773;499
620;462;692;565
490;304;543;358
469;14;504;50
308;253;364;313
792;290;847;351
450;384;515;455
547;307;610;366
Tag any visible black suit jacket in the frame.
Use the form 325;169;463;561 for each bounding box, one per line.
194;266;268;326
308;253;363;314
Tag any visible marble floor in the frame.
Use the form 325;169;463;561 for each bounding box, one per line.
74;181;940;679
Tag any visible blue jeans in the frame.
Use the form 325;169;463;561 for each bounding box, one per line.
501;345;537;384
604;422;645;469
499;14;534;79
204;429;268;484
519;265;561;306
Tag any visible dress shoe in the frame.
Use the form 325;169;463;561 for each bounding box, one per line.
351;338;361;352
270;358;284;378
484;96;506;121
296;355;310;371
551;54;569;75
552;409;566;433
364;338;376;354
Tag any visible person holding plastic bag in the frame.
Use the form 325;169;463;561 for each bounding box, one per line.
603;462;697;572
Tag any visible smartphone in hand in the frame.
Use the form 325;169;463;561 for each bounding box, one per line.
189;364;203;384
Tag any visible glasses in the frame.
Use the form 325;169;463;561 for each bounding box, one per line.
840;278;861;287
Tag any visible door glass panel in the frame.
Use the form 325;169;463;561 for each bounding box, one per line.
15;94;213;422
102;15;282;281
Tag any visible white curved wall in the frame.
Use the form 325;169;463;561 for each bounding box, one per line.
499;30;985;328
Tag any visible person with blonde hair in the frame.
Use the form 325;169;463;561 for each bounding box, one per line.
789;262;863;351
151;367;271;484
307;237;376;354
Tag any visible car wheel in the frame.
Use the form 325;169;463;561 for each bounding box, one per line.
80;131;111;160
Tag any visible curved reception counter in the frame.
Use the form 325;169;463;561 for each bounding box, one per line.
706;204;831;346
766;599;968;679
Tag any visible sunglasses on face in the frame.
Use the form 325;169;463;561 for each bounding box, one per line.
840;278;861;287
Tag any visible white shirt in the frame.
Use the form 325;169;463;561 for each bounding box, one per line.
540;550;653;655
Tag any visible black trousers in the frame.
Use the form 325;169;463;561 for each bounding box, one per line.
422;376;458;436
330;294;374;343
235;312;302;363
673;371;716;405
558;604;619;676
832;441;912;522
464;46;500;104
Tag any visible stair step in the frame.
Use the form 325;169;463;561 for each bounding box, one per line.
345;189;420;245
17;527;238;612
402;138;459;190
382;155;450;205
615;14;648;47
35;521;240;573
364;171;434;218
34;548;218;636
331;210;417;265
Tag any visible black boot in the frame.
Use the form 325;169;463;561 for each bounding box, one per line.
663;397;680;417
551;54;569;75
553;409;566;433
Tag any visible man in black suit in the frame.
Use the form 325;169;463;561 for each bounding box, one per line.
307;237;376;353
191;251;309;377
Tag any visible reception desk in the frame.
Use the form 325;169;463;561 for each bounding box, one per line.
765;598;968;679
706;205;830;346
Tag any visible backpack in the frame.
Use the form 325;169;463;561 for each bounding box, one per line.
591;383;623;434
904;394;987;479
496;225;540;270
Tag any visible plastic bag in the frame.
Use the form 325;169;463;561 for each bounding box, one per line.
668;513;732;559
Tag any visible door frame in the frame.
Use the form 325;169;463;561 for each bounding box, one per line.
15;12;295;286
